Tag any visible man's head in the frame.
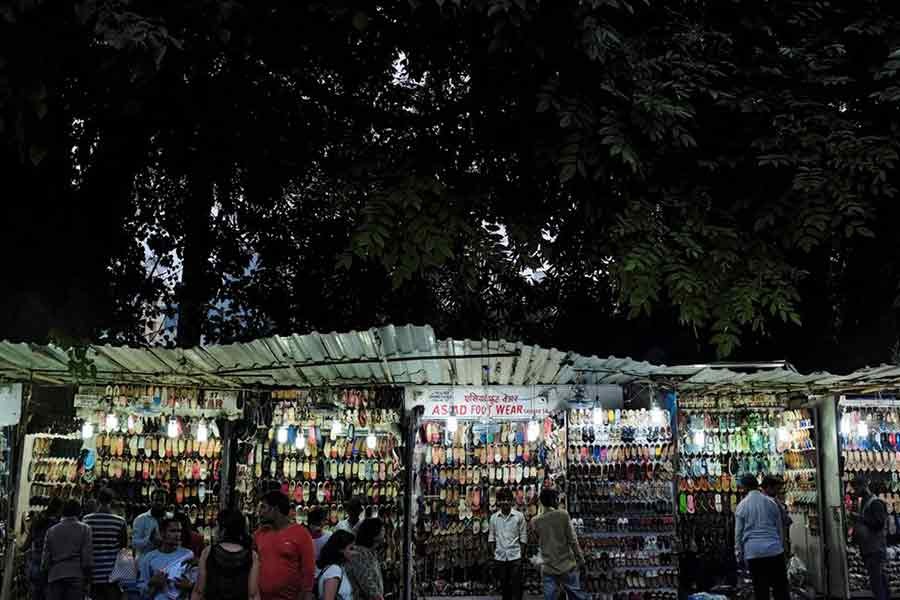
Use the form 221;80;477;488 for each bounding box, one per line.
150;489;168;518
761;475;783;497
739;474;759;492
98;488;115;507
850;474;871;498
346;497;363;522
308;506;327;532
498;489;513;515
62;499;81;519
46;497;64;517
258;491;291;527
159;517;182;551
540;488;559;509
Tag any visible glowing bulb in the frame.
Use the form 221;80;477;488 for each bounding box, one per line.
527;419;540;442
277;425;289;444
330;419;343;440
126;415;135;431
105;413;118;432
366;432;377;450
592;407;603;425
777;427;791;444
693;430;705;448
857;421;869;438
650;407;664;427
197;420;209;443
167;417;179;438
840;416;851;436
295;430;306;449
447;415;459;433
81;421;94;439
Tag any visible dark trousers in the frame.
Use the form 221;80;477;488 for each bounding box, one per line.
864;553;891;600
495;559;522;600
747;554;789;600
46;578;85;600
92;582;124;600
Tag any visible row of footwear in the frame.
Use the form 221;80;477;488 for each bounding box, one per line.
842;450;900;472
678;394;782;410
678;491;739;514
420;420;552;446
582;568;678;592
568;460;675;481
568;443;675;464
90;457;221;483
421;463;546;487
573;516;676;533
423;441;546;465
93;432;223;459
580;534;676;553
256;455;397;482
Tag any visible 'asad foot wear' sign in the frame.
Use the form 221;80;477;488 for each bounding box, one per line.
413;385;622;420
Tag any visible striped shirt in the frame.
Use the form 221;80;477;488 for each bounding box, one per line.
83;510;127;583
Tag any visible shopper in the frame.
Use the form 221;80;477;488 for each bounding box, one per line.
137;517;195;600
734;474;789;600
41;499;94;600
83;488;129;600
762;475;792;557
175;511;206;558
26;496;63;600
134;489;168;558
308;506;332;561
849;475;890;600
335;498;364;534
316;530;356;600
345;518;384;600
530;488;587;600
254;490;316;600
489;489;527;600
191;509;260;600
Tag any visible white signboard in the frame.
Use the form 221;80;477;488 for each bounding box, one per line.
0;383;23;425
414;385;622;421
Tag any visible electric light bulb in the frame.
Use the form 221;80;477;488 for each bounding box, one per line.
447;415;459;433
81;421;94;439
693;430;705;448
105;413;118;432
366;432;377;450
650;407;664;427
527;419;540;442
840;416;851;436
857;421;869;438
197;420;209;443
126;415;135;431
167;417;179;438
330;419;343;440
592;407;603;425
277;425;289;444
777;427;791;444
295;429;306;449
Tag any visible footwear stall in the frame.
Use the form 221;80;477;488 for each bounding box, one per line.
675;392;825;596
233;386;407;600
0;384;22;600
406;385;569;599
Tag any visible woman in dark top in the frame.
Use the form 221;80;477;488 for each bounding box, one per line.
191;509;259;600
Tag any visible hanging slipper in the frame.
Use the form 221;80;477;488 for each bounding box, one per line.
176;484;185;505
199;481;207;504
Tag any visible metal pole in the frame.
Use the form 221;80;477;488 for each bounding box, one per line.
0;384;30;600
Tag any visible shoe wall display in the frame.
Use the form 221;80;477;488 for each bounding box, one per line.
676;393;820;593
235;388;405;598
840;402;900;596
412;416;558;598
567;407;678;600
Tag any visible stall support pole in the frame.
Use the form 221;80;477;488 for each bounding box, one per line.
0;385;30;600
402;406;420;600
220;419;235;510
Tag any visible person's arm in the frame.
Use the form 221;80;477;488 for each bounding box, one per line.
40;529;51;574
296;527;316;600
518;514;528;559
191;547;211;600
82;525;94;578
119;521;129;550
488;515;496;556
133;516;152;554
322;576;341;600
734;509;745;564
862;499;889;530
248;550;261;600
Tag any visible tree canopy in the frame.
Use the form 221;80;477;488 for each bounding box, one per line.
3;0;900;373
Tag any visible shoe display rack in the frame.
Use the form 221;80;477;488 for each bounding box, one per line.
413;417;555;598
567;407;678;600
24;434;85;511
676;394;819;592
235;388;405;598
0;428;11;592
840;401;900;596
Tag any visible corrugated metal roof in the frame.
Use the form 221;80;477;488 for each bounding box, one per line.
4;324;900;393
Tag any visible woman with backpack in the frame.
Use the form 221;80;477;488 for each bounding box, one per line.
345;518;385;600
317;530;356;600
191;509;259;600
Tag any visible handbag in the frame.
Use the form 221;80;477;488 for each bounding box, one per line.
109;548;138;583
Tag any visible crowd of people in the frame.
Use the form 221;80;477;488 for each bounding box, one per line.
23;489;386;600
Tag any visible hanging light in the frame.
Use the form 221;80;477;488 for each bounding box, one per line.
81;420;94;439
277;425;289;444
105;413;118;433
197;419;209;443
592;407;603;425
295;428;306;450
840;415;852;436
857;421;869;438
650;407;664;427
167;416;179;438
366;432;378;450
527;419;540;442
693;430;705;448
777;427;791;444
330;418;343;440
126;415;135;432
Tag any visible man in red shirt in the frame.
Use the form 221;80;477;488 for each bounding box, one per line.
254;491;316;600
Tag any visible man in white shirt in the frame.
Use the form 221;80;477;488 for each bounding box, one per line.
489;488;527;600
735;474;789;600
